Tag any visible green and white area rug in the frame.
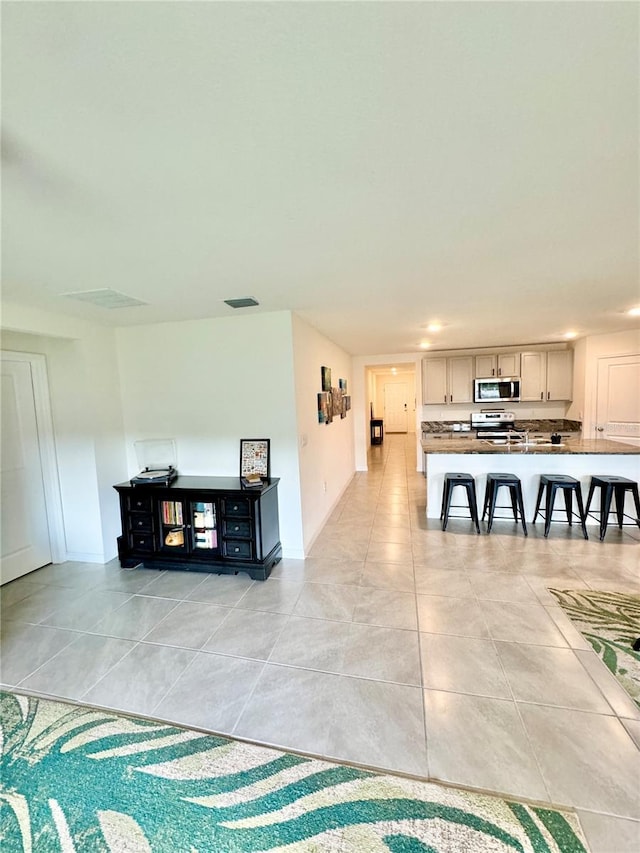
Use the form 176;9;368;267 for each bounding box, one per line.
1;690;588;853
550;588;640;709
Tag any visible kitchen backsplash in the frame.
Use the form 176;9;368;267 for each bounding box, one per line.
422;419;582;434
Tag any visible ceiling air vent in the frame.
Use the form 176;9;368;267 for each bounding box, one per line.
224;297;259;309
62;289;147;309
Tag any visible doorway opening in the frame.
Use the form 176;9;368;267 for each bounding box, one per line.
366;364;417;435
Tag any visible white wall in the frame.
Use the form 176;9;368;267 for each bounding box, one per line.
1;303;354;562
1;304;126;561
115;311;305;558
578;328;640;438
291;314;355;552
421;402;570;421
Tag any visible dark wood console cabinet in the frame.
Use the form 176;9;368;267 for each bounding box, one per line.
114;476;281;581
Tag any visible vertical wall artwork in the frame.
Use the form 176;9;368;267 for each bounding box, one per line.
318;366;349;426
317;392;330;424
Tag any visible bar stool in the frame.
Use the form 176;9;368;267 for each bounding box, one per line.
440;473;480;534
532;474;588;539
482;473;528;536
584;475;640;541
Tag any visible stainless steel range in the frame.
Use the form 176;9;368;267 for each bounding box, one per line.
471;410;525;440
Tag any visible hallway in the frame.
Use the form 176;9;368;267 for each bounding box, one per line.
1;433;638;851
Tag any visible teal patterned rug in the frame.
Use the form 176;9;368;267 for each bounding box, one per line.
0;690;588;852
549;588;640;709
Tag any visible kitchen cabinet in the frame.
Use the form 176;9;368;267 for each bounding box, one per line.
520;350;573;402
546;350;573;400
422;356;473;404
114;476;281;580
475;352;521;378
422;358;447;405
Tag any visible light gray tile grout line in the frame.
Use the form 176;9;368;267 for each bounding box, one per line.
148;646;207;719
380;437;430;778
76;640;143;702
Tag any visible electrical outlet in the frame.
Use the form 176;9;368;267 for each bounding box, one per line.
323;481;327;492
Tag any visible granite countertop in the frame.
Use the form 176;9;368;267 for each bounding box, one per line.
421;437;639;455
421;419;582;435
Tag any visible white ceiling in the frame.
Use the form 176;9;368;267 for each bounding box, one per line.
2;2;638;355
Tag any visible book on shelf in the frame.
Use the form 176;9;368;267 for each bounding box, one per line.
242;474;263;487
195;529;217;549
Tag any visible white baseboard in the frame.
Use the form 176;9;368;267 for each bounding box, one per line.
62;551;108;564
281;546;306;560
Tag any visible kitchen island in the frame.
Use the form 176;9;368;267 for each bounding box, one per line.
421;436;640;524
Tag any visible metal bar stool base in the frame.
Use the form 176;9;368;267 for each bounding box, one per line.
584;475;640;541
532;474;588;539
482;473;528;536
441;473;480;534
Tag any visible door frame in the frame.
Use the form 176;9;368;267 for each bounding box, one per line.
1;350;66;564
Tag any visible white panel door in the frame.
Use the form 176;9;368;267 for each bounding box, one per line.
1;359;52;583
595;354;640;446
384;382;408;433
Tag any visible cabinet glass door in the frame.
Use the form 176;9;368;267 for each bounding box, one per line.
159;499;188;553
191;501;218;552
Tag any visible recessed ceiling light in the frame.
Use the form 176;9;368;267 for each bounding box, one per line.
564;331;578;339
419;341;431;349
628;307;640;317
426;323;442;333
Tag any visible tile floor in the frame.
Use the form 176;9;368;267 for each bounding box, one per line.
1;433;639;852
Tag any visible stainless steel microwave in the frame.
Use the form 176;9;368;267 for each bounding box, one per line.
474;377;521;403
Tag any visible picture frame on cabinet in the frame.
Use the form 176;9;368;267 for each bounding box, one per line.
240;439;270;479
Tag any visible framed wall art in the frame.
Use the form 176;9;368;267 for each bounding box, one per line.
321;366;332;392
317;392;330;424
331;387;342;418
240;439;271;479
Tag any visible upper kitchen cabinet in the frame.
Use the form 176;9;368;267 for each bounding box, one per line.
422;357;447;404
546;350;573;400
422;356;473;404
520;350;573;401
474;352;521;378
